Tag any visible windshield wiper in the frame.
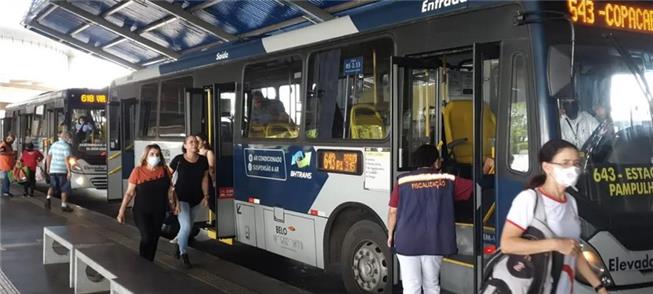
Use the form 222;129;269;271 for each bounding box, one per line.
603;33;653;119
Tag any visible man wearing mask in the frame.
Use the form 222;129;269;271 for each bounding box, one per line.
0;134;16;197
560;100;599;149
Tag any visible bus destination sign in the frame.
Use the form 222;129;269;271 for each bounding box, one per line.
318;149;363;175
80;94;107;104
568;0;653;34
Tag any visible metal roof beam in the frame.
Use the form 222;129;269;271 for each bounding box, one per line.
51;0;180;59
239;0;371;38
283;0;335;23
145;0;237;42
188;0;223;12
27;23;142;70
70;0;132;36
36;4;58;22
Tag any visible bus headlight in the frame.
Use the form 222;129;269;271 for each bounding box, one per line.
576;241;613;287
68;157;82;173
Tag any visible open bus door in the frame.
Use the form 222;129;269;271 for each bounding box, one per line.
114;99;137;200
392;44;500;293
185;84;236;241
212;83;236;240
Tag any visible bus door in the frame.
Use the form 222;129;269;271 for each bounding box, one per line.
214;83;236;239
107;101;122;200
392;55;442;284
185;83;236;239
117;99;137;200
472;42;501;292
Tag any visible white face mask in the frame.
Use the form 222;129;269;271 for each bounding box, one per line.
553;165;580;188
147;156;160;167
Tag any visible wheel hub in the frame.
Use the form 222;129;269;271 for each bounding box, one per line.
352;240;388;292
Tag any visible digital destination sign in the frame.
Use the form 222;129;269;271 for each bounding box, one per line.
318;150;362;175
568;0;653;34
80;94;107;104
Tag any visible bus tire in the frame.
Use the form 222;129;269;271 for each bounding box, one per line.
341;220;391;294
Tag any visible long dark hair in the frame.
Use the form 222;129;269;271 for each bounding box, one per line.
527;139;578;189
195;133;212;150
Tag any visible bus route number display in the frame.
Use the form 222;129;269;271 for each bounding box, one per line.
591;164;653;197
568;0;653;34
318;150;363;175
80;94;107;104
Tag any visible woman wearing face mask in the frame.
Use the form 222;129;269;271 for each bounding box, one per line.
501;139;607;294
116;144;177;261
170;135;209;268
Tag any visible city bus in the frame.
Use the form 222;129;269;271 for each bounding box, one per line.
107;1;653;292
4;88;109;191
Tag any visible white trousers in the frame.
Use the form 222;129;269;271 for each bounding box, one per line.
397;254;444;294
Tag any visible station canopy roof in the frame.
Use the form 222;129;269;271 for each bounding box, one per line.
23;0;380;71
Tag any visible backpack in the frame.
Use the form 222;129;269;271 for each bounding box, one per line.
480;190;563;294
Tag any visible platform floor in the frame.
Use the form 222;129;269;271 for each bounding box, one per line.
0;185;309;294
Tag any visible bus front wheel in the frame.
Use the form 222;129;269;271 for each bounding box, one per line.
341;220;391;293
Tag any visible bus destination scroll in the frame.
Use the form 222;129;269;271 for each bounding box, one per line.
591;164;653;197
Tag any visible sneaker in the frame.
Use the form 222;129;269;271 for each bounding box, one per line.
180;254;192;269
61;206;73;213
44;198;51;209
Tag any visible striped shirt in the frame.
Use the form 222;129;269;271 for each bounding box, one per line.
48;140;71;174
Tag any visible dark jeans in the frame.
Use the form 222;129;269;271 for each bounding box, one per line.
133;209;166;261
24;169;36;195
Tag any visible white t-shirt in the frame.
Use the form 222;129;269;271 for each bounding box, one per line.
560;111;599;149
506;189;581;294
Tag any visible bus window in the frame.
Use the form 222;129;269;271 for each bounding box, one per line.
508;54;530;173
71;108;106;154
305;38;392;140
139;83;158;138
160;76;193;137
243;56;302;139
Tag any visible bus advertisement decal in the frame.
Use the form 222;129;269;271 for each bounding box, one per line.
244;148;287;181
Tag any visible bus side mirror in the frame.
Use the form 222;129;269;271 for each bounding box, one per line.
548;45;574;99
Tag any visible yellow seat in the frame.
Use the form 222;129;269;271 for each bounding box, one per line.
442;100;496;164
265;123;298;138
350;104;385;139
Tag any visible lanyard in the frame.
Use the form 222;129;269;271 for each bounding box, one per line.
565;117;580;141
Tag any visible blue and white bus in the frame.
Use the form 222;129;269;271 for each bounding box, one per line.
5;88;109;191
108;1;653;292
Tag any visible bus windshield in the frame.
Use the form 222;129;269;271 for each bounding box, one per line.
565;36;653;229
71;108;106;155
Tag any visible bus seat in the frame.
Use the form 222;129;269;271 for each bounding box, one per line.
350;104;385;139
442;100;496;164
265;123;298;138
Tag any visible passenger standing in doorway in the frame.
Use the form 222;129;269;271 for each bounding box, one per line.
0;134;16;197
197;134;216;214
45;131;73;212
20;142;44;197
500;139;607;294
386;144;473;294
116;144;178;261
170;135;209;268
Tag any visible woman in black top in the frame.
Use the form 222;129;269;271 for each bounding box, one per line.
170;135;209;268
116;144;177;261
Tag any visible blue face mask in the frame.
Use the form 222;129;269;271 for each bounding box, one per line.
147;156;160;167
